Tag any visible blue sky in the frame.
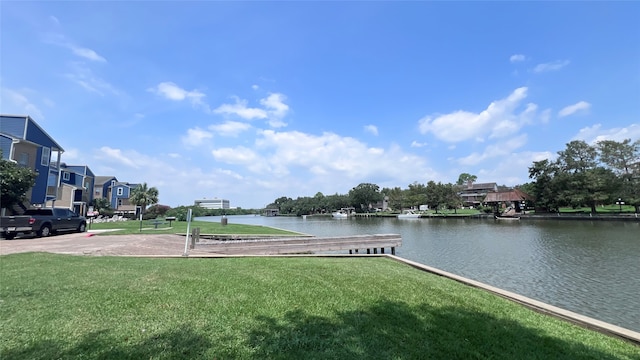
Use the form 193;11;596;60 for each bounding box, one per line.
2;2;639;208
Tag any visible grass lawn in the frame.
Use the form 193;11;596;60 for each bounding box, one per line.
1;254;637;359
88;219;301;236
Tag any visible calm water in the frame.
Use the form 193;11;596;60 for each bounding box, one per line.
197;215;640;332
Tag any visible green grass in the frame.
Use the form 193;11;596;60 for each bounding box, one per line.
1;254;637;359
558;205;636;213
88;219;301;236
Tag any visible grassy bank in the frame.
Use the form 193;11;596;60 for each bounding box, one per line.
1;253;637;359
88;219;300;236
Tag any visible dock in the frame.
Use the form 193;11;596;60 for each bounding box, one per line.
190;234;402;256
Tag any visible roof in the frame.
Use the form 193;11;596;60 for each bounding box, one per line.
0;114;65;152
94;176;117;186
464;182;497;190
484;189;534;203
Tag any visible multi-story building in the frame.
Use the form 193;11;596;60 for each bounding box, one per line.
0;115;64;212
51;163;96;215
93;176;118;201
194;198;230;209
111;182;140;214
457;181;498;208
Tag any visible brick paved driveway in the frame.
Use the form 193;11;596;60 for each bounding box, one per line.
0;231;187;256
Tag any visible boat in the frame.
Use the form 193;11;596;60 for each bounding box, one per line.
332;211;348;219
494;215;520;221
332;208;353;218
397;210;421;219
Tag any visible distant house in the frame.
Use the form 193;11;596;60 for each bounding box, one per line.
0;115;64;211
194;198;230;209
52;163;96;215
111;182;140;214
484;188;534;213
457;181;498;207
93;176;118;201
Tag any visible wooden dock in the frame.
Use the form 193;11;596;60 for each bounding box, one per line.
190;234;402;256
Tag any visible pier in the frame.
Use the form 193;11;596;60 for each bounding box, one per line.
190;233;401;255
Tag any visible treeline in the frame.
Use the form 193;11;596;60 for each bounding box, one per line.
523;139;639;213
267;181;473;216
165;206;258;221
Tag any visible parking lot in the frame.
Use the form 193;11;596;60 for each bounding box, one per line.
0;231;187;256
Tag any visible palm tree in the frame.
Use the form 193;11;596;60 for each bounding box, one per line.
129;182;159;215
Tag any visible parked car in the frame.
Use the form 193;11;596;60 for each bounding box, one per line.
0;208;87;239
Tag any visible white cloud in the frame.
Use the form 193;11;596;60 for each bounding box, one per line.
49;16;60;26
95;146;142;169
573;124;640;144
214;97;267;120
510;54;526;63
182;127;213;147
252;129;437;191
476;150;556;187
65;63;120;96
558;101;591;117
211;146;259;165
0;88;45;120
411;141;427;148
533;60;570;73
457;134;528;166
43;33;106;62
209;121;251;137
252;84;259;90
364;125;379;136
260;93;289;118
71;46;106;62
418;87;533;142
149;82;205;103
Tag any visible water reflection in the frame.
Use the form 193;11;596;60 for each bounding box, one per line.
197;215;640;332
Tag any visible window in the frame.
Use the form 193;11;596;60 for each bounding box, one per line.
41;147;51;166
18;153;29;166
117;188;124;196
63;172;70;181
111;180;116;187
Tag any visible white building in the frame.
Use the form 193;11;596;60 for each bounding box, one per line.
194;198;230;209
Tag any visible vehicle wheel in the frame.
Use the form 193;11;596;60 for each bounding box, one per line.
77;222;86;233
2;233;16;240
38;225;52;237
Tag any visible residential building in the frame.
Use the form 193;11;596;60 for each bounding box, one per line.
484;188;534;212
94;176;118;200
50;163;96;215
457;181;498;207
111;182;140;214
194;198;230;209
0;115;64;211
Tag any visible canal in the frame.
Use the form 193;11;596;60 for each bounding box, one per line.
197;215;640;332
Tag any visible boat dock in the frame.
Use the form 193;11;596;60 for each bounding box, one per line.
190;234;402;256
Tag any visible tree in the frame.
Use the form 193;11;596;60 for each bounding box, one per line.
557;140;597;173
456;173;477;186
0;157;37;212
348;183;383;212
528;159;561;212
596;139;639;176
442;183;462;213
406;182;428;208
91;198;113;215
129;182;159;215
424;181;443;213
